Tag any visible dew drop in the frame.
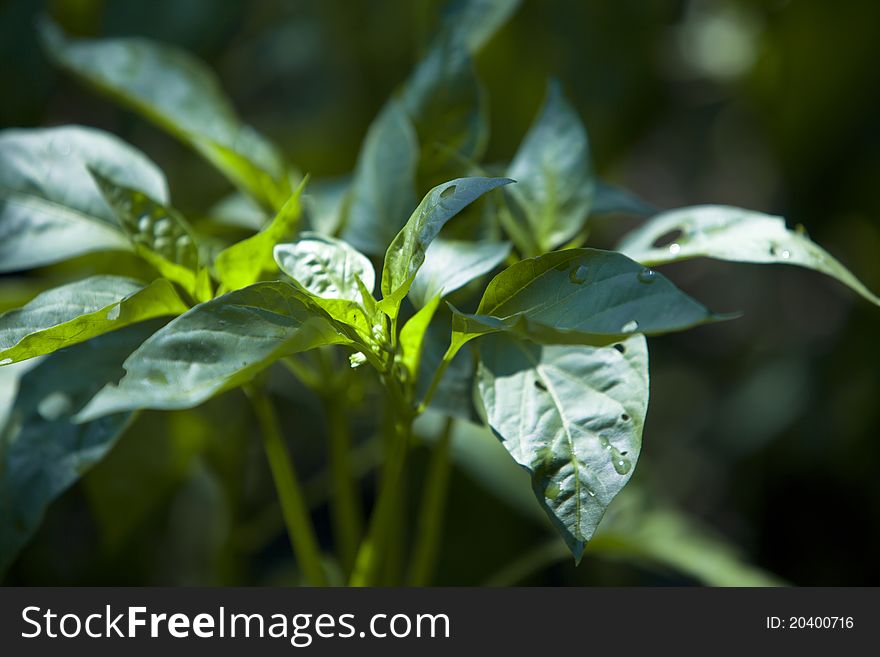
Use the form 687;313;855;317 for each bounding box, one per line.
440;184;457;199
609;446;632;475
668;243;681;255
637;268;657;284
587;488;596;498
568;265;588;285
621;320;639;333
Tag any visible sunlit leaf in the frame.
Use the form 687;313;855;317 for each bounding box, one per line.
476;333;648;559
215;180;307;292
40;19;289;209
399;295;442;378
0;276;187;365
76;282;348;420
617;205;880;306
0;320;164;575
0;126;167;272
380;177;513;316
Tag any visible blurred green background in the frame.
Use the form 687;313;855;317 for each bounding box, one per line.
1;0;878;585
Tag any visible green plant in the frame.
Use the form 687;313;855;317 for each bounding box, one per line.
1;3;877;586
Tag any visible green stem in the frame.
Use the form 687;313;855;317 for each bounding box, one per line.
322;391;363;575
417;341;460;413
246;384;327;587
349;410;413;586
408;416;455;585
482;540;569;586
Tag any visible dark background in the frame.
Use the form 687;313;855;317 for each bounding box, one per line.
1;0;878;585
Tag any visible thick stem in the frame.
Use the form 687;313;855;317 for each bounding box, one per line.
407;416;455;586
349;411;412;586
247;384;327;587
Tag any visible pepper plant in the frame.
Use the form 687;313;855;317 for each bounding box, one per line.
1;3;878;585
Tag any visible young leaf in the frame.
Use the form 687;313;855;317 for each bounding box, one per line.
409;238;511;308
617;205;880;306
505;80;595;252
274;233;376;337
40;20;289;209
341;101;418;255
453;248;721;348
76;282;349;420
0;276;187;364
0;320;165;575
476;332;649;560
399;295;443;378
0;126;167;272
215;180;307;292
380;177;513;314
401;33;487;177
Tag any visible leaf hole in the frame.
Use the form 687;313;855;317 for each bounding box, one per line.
651;228;683;248
534;379;547;391
620;413;630;422
440;185;457;199
613;343;625;354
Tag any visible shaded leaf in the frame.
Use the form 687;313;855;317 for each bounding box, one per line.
0;320;165;575
341;101;418;255
76;282;348;420
591;181;656;217
304;176;351;236
380;177;513;315
0;276;187;364
409;238;511;307
215;180;307;292
0;126;167;272
506;81;594;252
618;205;880;306
40;20;289;209
437;0;521;52
476;333;648;559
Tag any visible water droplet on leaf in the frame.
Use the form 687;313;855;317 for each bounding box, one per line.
668;243;681;255
637;268;656;284
440;185;457;199
568;265;588;284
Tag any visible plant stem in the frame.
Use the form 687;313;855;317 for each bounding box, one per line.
322;391;363;575
349;410;412;586
482;540;569;586
407;416;455;585
246;384;327;586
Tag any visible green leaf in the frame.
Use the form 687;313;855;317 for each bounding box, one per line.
380;177;513;315
40;20;289;209
0;126;167;272
341;101;418;255
0;276;187;365
409;238;511;308
453;248;722;348
0;319;165;575
215;180;307;292
274;233;376;337
399;295;442;378
304;176;350;237
505;81;594;253
438;0;521;52
617;205;880;306
208;191;269;231
401;33;487;177
591;180;656;217
76;282;348;420
476;333;649;559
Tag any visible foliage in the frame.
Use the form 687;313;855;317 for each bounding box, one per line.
1;1;877;585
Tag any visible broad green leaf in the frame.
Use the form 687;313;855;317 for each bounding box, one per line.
590;489;785;586
0;276;187;365
591;180;656;217
89;171;210;301
506;81;594;252
0;126;167;272
453;248;721;348
40;20;289;209
76;282;348;420
274;233;376;337
401;33;487;177
208;191;269;231
0;319;164;575
380;177;513;315
341;101;418;255
409;238;511;308
399;295;442;378
215;180;307;292
617;205;880;306
476;333;648;559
